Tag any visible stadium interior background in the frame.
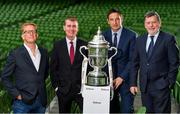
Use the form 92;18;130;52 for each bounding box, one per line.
0;0;180;112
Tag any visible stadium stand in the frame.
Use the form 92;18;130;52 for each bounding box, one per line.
0;0;179;113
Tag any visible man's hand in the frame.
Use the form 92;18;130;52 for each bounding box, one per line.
113;77;123;89
16;95;22;100
130;86;138;95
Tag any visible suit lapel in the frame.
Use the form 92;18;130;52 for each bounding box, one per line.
62;39;72;65
142;35;148;61
73;38;81;65
148;32;162;60
38;48;44;73
117;28;125;49
21;45;37;72
148;32;162;61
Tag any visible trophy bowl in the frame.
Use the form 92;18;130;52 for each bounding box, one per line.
87;46;109;86
89;47;107;68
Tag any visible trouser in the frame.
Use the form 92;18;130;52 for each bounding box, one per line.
141;87;171;113
12;96;45;113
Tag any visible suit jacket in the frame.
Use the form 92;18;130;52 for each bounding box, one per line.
130;31;179;92
103;27;136;83
1;45;49;106
50;38;87;95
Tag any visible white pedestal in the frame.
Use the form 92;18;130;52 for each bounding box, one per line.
82;85;110;114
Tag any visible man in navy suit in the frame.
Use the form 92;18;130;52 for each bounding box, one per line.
1;23;49;113
50;16;87;113
130;11;179;113
103;8;137;113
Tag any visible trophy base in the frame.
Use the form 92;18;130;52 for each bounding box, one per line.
86;71;109;86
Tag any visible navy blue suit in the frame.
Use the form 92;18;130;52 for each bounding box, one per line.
130;31;179;112
1;45;49;106
103;27;136;112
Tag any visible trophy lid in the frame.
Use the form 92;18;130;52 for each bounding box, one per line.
88;27;109;46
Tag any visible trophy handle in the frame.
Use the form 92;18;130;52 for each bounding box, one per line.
108;47;117;59
108;47;117;100
79;46;88;96
80;46;88;59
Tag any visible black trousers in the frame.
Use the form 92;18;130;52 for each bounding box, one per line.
57;92;83;113
141;87;171;113
110;90;120;113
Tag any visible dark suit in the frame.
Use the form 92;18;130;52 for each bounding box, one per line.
50;38;87;113
103;27;136;113
1;45;49;106
130;31;179;112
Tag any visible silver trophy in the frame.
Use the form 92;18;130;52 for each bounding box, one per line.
80;27;117;99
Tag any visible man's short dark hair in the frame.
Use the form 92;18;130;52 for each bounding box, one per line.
107;8;122;19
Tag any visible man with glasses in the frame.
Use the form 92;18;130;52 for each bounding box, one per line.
1;22;49;113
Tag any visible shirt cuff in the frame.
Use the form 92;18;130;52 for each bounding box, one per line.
55;87;58;92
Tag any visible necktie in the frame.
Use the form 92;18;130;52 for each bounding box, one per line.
113;33;117;47
70;41;74;64
147;36;154;58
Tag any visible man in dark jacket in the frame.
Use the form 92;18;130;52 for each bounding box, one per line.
1;22;49;113
50;16;87;113
130;11;179;113
103;8;137;113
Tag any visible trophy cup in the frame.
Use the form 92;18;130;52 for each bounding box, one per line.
80;27;117;113
80;27;117;93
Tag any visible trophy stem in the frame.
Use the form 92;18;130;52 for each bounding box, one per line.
93;66;102;72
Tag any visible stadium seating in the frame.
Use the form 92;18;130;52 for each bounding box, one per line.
0;0;180;112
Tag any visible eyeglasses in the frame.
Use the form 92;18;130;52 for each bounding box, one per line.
23;30;37;34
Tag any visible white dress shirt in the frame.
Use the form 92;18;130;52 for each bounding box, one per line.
24;43;41;71
66;37;77;55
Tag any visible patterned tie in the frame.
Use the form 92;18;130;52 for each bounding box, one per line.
113;33;117;47
147;36;154;58
70;41;74;64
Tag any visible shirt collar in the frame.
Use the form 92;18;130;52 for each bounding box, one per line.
24;43;38;52
66;37;77;44
111;26;123;35
148;30;160;38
